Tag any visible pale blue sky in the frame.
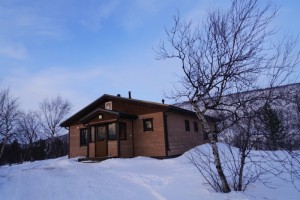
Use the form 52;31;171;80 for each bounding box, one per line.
0;0;299;113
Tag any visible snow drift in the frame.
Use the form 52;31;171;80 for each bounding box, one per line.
0;143;299;200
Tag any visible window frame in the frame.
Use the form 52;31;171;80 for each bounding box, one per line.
97;126;106;141
185;120;190;132
108;123;117;141
203;131;209;140
143;118;153;132
89;126;95;143
80;128;88;146
203;124;209;140
119;122;127;140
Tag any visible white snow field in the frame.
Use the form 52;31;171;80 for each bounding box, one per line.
0;144;299;200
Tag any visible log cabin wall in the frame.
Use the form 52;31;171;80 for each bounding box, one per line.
69;122;88;158
166;113;206;156
108;141;118;157
98;99;165;115
119;119;134;158
89;143;95;158
133;112;166;157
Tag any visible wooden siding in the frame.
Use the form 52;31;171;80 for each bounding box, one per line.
108;141;118;157
88;113;118;124
69;122;88;158
119;119;134;158
166;113;210;156
99;99;164;115
89;143;95;158
133;112;166;157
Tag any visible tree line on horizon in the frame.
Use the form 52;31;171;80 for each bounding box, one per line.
0;87;71;165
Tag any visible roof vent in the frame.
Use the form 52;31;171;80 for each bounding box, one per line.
128;91;131;99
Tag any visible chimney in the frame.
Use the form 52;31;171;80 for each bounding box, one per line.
162;99;165;104
117;94;121;97
128;91;131;99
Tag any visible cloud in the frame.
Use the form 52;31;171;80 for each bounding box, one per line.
3;66;105;112
0;44;29;60
0;1;70;41
79;0;120;31
2;55;181;113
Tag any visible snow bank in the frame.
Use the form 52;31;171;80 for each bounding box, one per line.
0;144;299;200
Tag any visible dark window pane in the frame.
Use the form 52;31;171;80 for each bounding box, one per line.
108;123;116;140
203;132;209;140
185;120;190;132
143;119;153;131
203;124;208;140
80;128;87;146
97;126;106;141
90;126;95;142
119;122;127;140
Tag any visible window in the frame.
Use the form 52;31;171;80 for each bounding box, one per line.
97;126;106;141
194;122;198;133
203;124;209;140
105;101;112;110
80;128;88;146
90;126;95;142
203;131;209;140
185;120;190;132
143;118;153;131
119;122;127;140
108;123;116;140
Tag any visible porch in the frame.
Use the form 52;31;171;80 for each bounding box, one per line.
80;108;137;159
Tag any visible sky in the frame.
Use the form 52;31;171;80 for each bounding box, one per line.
0;0;299;113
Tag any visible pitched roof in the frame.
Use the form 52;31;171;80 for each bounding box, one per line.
80;108;138;124
60;94;169;127
60;94;218;127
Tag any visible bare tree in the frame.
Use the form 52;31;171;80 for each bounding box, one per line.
17;111;41;161
158;0;299;193
0;88;19;159
220;100;268;191
39;96;71;158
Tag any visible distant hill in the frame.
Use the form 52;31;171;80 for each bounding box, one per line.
175;83;300;149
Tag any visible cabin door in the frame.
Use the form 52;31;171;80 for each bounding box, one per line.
95;125;107;157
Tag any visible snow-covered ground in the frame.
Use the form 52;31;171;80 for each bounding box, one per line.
0;144;299;200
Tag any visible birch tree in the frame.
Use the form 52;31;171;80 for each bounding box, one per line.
0;88;19;159
17;111;41;161
158;0;299;193
39;96;71;158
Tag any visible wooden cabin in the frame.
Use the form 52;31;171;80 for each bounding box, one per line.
60;93;217;159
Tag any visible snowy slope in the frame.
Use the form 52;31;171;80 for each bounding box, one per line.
0;144;299;200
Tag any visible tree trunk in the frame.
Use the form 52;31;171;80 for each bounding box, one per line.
192;103;231;193
46;136;54;159
238;149;246;191
209;132;231;193
0;138;8;159
29;140;34;162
